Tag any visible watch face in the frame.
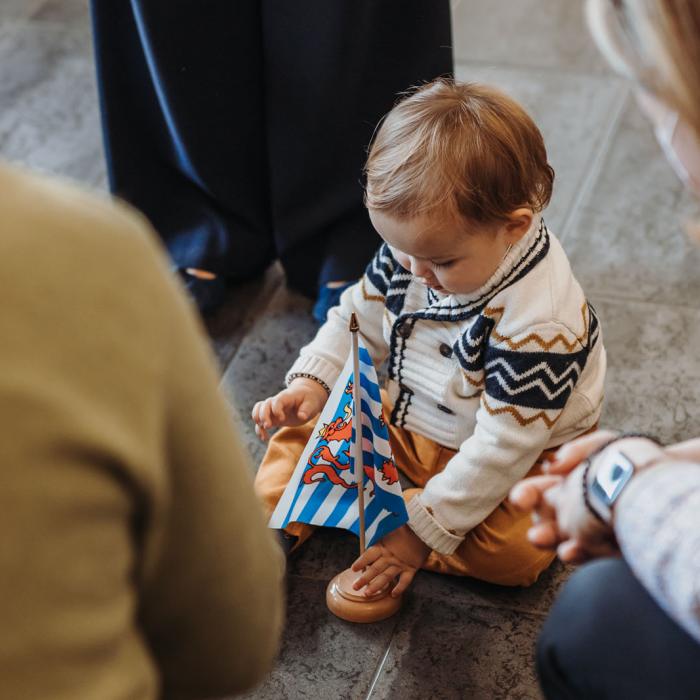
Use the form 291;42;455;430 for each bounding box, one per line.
594;452;635;505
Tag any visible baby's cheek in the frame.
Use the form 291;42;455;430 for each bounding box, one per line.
391;248;411;271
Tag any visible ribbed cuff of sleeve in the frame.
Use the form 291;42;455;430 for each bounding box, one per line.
406;496;463;555
286;354;342;394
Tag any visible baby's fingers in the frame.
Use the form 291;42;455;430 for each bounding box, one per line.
251;401;269;441
351;545;382;573
391;569;416;597
352;556;393;591
270;395;290;424
364;565;402;597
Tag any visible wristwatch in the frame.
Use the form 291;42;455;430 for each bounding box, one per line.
584;438;663;523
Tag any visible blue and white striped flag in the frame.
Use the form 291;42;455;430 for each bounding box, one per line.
269;336;408;546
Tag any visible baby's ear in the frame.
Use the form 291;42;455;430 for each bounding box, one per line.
504;208;534;242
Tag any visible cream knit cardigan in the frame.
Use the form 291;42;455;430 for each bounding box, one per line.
287;217;606;554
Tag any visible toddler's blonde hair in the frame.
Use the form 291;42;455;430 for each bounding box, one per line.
365;79;554;225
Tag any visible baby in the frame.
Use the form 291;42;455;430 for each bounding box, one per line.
253;79;606;596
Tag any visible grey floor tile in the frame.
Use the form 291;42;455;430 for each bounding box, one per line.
0;20;105;189
242;576;397;700
368;595;543;700
219;285;317;467
207;264;284;371
564;104;700;306
451;0;609;74
287;528;360;582
0;0;46;21
456;64;627;237
455;63;627;235
411;559;570;618
30;0;89;22
594;297;700;443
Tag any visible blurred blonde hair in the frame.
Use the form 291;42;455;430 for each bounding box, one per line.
587;0;700;139
364;79;554;225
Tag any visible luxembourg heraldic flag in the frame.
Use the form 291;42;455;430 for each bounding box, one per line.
269;335;409;546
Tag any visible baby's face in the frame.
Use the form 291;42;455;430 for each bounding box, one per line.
369;209;528;296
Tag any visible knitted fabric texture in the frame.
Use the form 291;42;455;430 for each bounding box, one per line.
287;217;606;554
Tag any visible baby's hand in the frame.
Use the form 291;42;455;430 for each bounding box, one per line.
351;525;431;598
252;377;327;441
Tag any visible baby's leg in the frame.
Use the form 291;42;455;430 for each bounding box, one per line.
411;450;557;586
254;419;317;549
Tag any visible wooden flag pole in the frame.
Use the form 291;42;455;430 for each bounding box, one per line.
325;312;402;623
350;312;366;556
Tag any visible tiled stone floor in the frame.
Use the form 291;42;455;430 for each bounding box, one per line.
4;2;700;698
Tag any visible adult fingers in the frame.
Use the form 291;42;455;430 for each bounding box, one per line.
546;430;618;475
527;520;561;549
509;475;562;511
557;539;592;564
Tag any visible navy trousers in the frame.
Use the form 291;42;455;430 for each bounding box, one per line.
537;558;700;699
90;1;453;297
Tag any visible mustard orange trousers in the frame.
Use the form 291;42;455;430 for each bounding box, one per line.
255;393;559;587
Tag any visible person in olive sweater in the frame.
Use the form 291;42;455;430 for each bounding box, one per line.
0;162;284;699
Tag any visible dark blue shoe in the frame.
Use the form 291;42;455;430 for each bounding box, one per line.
177;267;227;316
312;281;354;323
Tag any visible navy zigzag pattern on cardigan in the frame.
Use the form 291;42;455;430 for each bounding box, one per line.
460;304;601;412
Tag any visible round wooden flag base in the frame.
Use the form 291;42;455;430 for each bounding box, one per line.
326;567;402;623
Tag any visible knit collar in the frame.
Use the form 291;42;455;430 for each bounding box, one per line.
417;215;549;322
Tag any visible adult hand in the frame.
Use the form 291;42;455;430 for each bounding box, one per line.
510;429;619;562
510;466;618;564
351;525;431;598
544;429;619;476
510;430;617;563
251;377;327;441
511;432;666;564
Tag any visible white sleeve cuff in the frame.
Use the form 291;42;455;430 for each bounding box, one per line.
406;495;464;555
286;354;343;394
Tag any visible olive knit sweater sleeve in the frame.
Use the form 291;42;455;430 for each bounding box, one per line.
0;164;283;700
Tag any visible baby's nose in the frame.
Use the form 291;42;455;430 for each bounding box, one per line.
409;257;430;277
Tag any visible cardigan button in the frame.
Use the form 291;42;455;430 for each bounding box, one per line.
397;320;412;339
437;403;454;415
439;342;453;358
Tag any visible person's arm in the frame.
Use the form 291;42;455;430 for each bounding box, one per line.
614;461;700;643
663;438;700;462
138;242;284;699
510;431;700;642
286;244;393;391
